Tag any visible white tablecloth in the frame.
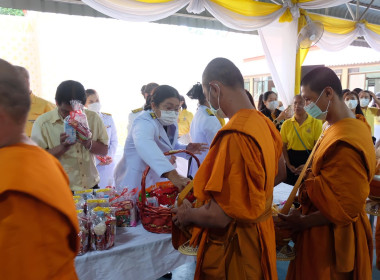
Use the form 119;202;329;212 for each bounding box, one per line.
273;182;294;205
75;224;194;280
75;183;293;280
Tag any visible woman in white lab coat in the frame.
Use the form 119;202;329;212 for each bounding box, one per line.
187;83;222;178
114;85;207;191
85;89;118;188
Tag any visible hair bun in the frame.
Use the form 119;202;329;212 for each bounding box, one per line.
187;83;203;100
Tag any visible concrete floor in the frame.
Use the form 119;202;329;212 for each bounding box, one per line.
158;251;380;280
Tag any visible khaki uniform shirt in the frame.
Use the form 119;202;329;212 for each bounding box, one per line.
25;93;55;137
31;108;109;191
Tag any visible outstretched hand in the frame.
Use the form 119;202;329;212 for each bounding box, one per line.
186;143;209;155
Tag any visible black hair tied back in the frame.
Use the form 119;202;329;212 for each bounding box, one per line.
187;83;206;104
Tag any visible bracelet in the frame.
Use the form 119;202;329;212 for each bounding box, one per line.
86;140;93;151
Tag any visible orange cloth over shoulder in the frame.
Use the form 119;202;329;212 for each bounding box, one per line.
192;109;282;280
287;118;375;280
0;143;79;280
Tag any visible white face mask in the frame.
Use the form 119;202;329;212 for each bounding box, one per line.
345;99;358;110
87;102;101;113
278;106;285;111
207;85;226;119
360;98;370;108
267;100;279;111
158;110;179;126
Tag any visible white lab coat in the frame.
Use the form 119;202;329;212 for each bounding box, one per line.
96;113;118;188
189;105;221;178
114;110;187;191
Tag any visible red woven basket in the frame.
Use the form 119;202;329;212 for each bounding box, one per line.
138;150;200;233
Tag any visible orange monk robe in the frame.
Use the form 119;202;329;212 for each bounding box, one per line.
377;217;380;270
193;109;282;280
0;143;79;280
286;118;375;280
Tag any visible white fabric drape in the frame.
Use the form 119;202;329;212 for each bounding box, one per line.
81;0;378;105
316;23;380;52
202;1;286;32
297;0;350;9
359;24;380;52
81;0;188;22
259;20;298;107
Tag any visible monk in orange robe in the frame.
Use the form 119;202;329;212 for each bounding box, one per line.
0;59;79;279
172;58;286;279
278;67;375;280
377;217;380;270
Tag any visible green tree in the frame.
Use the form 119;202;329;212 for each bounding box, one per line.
0;8;25;16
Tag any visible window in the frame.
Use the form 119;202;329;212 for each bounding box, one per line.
252;76;276;100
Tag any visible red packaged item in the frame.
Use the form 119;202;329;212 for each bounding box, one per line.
151;181;179;206
110;188;138;227
67;100;92;141
90;207;116;251
77;209;89;255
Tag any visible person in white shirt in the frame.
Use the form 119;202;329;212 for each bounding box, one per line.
127;83;159;134
85;89;118;188
114;85;207;191
187;83;222;178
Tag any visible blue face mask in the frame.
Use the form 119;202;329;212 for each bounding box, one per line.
304;90;330;120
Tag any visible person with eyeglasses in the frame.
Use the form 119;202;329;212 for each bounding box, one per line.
114;85;207;192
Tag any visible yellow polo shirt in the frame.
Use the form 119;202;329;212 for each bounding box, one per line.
280;114;322;151
178;109;194;136
362;107;378;136
25;93;56;137
31;108;109;191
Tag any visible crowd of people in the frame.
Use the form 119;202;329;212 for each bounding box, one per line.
1;56;379;280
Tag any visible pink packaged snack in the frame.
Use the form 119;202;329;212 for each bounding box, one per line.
110;188;138;227
67;100;92;141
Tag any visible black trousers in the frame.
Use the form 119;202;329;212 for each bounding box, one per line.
285;149;310;186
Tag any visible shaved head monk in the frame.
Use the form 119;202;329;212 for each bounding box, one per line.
172;57;286;279
0;59;79;279
278;67;375;280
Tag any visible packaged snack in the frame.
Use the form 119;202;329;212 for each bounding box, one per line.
67;100;92;141
73;196;85;210
77;209;89;255
90;207;116;251
94;188;117;200
110;188;138;227
151;181;178;206
96;155;112;164
146;196;159;207
87;199;110;213
64;117;77;144
74;189;94;200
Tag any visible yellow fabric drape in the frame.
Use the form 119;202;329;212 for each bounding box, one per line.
366;21;380;35
210;0;281;17
308;13;356;34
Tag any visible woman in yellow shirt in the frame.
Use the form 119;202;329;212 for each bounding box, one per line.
178;95;194;139
280;95;322;185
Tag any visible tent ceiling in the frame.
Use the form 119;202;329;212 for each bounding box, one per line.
2;0;380;46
